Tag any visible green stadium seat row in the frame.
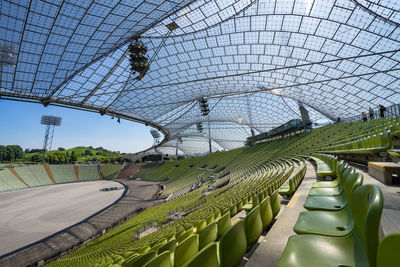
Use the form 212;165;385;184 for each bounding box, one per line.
49;117;400;266
278;160;307;197
309;154;337;177
277;161;400;267
108;178;284;267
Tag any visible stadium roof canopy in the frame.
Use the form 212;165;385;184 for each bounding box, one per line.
1;0;400;154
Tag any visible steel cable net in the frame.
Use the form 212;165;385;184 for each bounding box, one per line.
2;0;400;153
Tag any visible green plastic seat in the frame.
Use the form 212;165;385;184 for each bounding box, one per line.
377;232;400;267
259;196;273;230
270;190;281;217
307;167;355;196
198;222;217;250
174;234;199;267
303;193;347;211
195;220;207;233
158;239;177;254
143;251;171;267
177;229;194;243
216;212;231;238
278;184;383;267
242;194;259;212
182;242;220;267
151;239;167;254
138;245;151;254
219;220;247;267
125;250;156;267
230;204;238;216
311;162;347;188
294;208;354;237
112;255;124;265
206;214;214;225
278;178;295;196
214;210;221;220
244;206;263;251
304;171;363;211
236;200;243;212
310;155;337;177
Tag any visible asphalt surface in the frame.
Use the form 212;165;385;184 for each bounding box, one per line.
0;180;123;256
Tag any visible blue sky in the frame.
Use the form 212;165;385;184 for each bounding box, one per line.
0;100;154;153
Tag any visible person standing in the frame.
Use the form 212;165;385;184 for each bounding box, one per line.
362;112;367;122
379;105;386;118
369;107;374;120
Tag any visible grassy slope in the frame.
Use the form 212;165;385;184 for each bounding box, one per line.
24;146;122;162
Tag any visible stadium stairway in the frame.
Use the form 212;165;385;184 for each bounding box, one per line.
246;161;316;266
115;163;144;179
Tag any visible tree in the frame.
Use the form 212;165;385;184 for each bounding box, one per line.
70;151;77;163
84;149;93;156
31;154;41;163
24;148;30;154
58;147;65;151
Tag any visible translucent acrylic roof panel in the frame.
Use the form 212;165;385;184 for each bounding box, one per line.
2;0;400;154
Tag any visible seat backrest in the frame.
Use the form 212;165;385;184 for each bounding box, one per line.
182;242;219;267
270;190;281;217
259;196;273;230
206;214;214;225
151;239;167;254
230;203;237;216
143;251;171;267
138;245;151;254
195;219;207;233
336;161;346;182
335;159;344;175
377;232;400;267
351;184;383;267
158;238;177;254
331;157;337;175
342;172;363;205
252;194;260;206
216;212;231;238
177;229;194;243
198;222;218;250
244;206;263;251
174;234;199;267
219;219;247;267
214;210;221;220
236;200;243;211
128;250;156;267
341;166;355;185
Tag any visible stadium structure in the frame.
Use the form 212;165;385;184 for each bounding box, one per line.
0;0;400;266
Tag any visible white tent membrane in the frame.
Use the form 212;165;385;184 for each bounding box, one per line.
1;0;400;153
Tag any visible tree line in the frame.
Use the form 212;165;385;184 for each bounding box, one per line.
0;145;126;164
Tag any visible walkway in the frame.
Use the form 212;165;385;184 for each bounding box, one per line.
245;161;316;267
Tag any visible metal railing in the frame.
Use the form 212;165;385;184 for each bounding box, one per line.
343;103;400;122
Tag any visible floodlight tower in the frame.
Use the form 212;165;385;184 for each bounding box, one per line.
41;115;62;162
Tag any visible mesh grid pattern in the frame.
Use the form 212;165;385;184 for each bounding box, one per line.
1;0;400;153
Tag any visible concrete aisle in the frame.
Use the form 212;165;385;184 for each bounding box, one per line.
246;161;316;267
